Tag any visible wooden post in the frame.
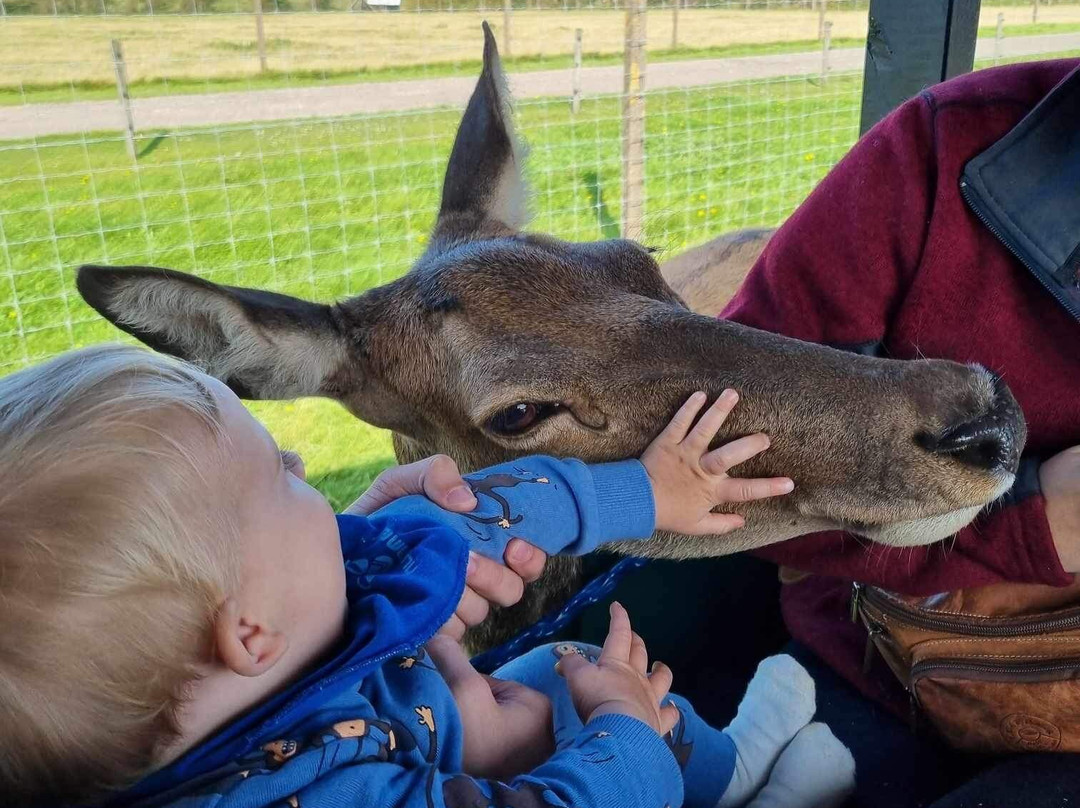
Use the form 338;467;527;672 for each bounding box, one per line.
1033;0;1039;24
572;28;583;113
995;12;1004;64
671;0;679;50
110;40;137;161
621;0;646;241
503;0;512;57
498;0;511;56
254;0;268;73
821;19;831;81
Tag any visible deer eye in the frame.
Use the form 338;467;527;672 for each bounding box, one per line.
487;402;561;435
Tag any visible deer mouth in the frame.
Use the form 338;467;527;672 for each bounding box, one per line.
851;504;991;548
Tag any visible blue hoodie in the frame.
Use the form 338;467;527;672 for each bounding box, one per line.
110;457;683;808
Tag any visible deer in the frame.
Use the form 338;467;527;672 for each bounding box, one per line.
76;24;1026;653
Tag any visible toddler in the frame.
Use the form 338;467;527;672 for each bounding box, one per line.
0;345;854;808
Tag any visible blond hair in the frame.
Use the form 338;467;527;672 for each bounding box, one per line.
0;344;236;806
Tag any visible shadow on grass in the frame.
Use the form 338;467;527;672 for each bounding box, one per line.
137;133;169;159
582;170;619;239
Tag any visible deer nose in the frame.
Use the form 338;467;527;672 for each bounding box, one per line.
917;378;1024;473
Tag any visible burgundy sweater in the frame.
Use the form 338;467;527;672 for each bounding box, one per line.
722;59;1080;714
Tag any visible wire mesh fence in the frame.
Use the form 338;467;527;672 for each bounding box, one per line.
0;1;1077;498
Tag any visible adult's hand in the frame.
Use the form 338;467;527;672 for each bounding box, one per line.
345;455;548;638
426;634;555;779
1042;445;1080;574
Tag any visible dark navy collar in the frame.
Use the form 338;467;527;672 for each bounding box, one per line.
961;64;1080;322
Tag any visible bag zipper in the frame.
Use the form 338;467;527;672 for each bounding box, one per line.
960;177;1080;323
851;582;1080;637
910;657;1080;708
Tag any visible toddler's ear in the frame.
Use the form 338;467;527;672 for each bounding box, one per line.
213;598;289;677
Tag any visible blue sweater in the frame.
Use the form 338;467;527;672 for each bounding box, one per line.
112;457;682;808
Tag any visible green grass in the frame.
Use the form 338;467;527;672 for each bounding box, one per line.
5;19;1080;107
0;37;869;106
0;73;863;504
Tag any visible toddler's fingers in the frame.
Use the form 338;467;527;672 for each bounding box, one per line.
648;661;673;702
685;389;738;451
701;432;770;476
659;704;681;737
656;391;707;444
600;602;634;663
719;475;796;504
629;631;648;675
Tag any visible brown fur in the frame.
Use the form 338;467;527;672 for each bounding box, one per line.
76;24;1026;652
659;227;775;313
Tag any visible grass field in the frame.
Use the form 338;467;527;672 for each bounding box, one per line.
2;5;1078;97
0;72;862;505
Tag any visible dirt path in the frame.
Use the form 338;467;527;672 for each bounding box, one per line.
3;31;1077;140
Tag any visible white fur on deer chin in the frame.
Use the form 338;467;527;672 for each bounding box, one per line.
862;476;1018;548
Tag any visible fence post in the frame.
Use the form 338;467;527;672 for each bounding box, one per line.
1032;0;1039;24
671;0;678;49
621;0;646;241
503;0;512;57
572;28;583;113
110;40;137;161
254;0;268;72
818;0;826;40
820;19;831;81
995;12;1004;64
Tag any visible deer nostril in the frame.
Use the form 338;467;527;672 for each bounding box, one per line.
917;414;1016;472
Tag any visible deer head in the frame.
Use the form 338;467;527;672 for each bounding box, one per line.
77;25;1025;639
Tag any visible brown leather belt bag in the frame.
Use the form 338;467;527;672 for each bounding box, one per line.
851;580;1080;753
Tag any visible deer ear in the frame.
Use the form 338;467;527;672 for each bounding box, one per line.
76;265;352;400
434;22;528;241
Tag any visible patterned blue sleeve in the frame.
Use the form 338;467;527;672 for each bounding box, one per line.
369;457;656;563
198;714;683;808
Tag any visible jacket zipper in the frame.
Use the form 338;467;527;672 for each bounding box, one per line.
851;582;1080;636
960;178;1080;322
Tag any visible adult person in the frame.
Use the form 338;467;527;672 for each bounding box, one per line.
724;56;1080;807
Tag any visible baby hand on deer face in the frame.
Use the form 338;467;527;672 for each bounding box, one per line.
642;390;794;536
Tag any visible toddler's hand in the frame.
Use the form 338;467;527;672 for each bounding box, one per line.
642;390;794;535
556;602;679;736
